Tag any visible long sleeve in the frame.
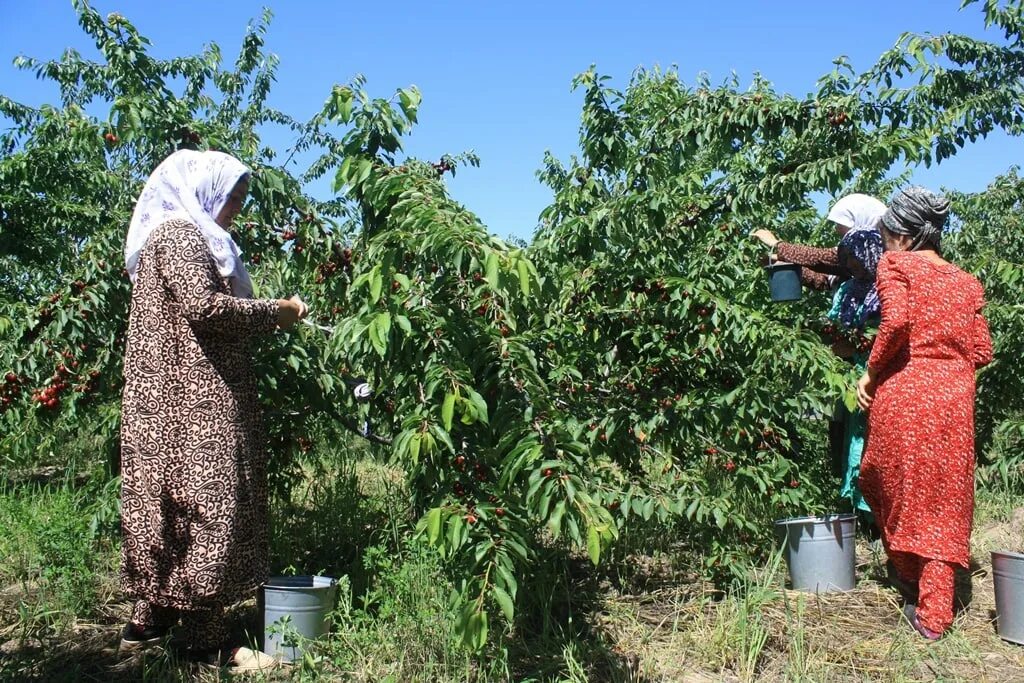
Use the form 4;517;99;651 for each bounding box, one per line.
776;242;846;278
800;267;834;291
971;306;993;369
155;223;279;335
867;255;910;373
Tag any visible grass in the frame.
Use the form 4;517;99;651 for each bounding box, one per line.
2;454;1024;682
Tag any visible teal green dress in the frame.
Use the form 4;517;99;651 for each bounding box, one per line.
828;282;873;513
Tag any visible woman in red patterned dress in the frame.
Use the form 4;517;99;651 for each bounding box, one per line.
856;186;993;639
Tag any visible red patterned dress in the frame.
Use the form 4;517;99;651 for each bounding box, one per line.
859;251;992;634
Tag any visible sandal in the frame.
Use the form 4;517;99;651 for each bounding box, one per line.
902;603;941;641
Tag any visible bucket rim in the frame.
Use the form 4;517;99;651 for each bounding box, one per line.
263;575;338;590
991;549;1024;562
774;513;857;527
765;262;800;272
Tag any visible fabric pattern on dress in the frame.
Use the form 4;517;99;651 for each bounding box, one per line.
120;219;278;612
827;284;874;513
859;251;992;631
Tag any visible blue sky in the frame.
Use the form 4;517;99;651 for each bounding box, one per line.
2;1;1022;240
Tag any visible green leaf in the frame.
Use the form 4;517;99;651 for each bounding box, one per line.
586;526;601;565
441;392;456;431
547;500;566;537
485;251;500;288
376;311;392;341
426;507;442;545
516;259;531;297
492;586;515;622
369;265;383;302
409;432;421;463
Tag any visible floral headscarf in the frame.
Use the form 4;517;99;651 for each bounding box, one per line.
880;186;950;252
837;229;883;329
125;150;253;297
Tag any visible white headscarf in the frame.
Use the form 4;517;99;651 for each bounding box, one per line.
125;150;254;298
826;193;887;233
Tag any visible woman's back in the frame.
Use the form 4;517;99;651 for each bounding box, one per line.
871;251;988;373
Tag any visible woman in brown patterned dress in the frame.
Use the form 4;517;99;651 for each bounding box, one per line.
118;150;307;667
752;193;887;290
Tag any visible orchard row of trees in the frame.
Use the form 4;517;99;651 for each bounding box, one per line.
2;0;1023;648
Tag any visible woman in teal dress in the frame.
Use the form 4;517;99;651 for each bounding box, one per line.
827;228;884;517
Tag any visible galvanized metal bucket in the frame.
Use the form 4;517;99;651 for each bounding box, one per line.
259;575;338;661
775;514;857;592
992;550;1024;645
766;262;802;302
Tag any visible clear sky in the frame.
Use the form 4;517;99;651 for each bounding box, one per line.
2;1;1022;240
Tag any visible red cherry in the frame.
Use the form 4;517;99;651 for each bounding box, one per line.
705;447;718;455
495;508;505;517
543;468;553;478
465;514;477;525
725;461;736;472
5;373;16;383
789;479;799;488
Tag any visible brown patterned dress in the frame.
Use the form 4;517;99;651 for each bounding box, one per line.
120;219;278;611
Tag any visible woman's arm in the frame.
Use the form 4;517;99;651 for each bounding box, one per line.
799;267;833;291
866;255;910;374
776;242;846;277
972;301;994;369
155;224;279;334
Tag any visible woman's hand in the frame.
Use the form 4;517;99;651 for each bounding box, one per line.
751;229;780;249
276;296;309;329
856;371;877;412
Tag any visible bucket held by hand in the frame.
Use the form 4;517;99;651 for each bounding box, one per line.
766;262;802;302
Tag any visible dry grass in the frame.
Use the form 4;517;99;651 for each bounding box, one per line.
595;502;1024;682
4;470;1024;682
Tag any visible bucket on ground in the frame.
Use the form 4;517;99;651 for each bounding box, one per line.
992;550;1024;645
259;575;338;661
775;514;857;592
766;262;802;302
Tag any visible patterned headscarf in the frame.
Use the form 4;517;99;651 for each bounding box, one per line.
826;193;887;232
881;186;950;252
837;229;883;329
125;150;253;297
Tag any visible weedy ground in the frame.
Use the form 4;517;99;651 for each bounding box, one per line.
2;456;1023;682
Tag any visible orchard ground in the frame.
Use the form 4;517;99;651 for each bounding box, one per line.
2;448;1023;683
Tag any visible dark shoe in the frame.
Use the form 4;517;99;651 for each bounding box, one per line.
886;561;920;604
118;622;168;654
902;603;941;641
